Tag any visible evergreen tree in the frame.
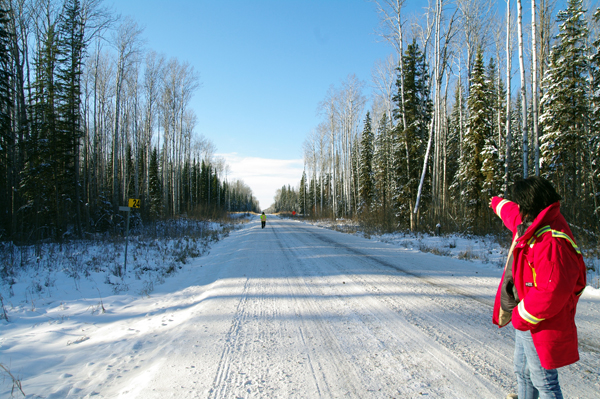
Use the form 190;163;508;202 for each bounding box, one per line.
486;58;499;142
199;160;208;206
592;8;600;129
211;172;219;209
392;39;431;229
373;113;392;217
359;112;375;212
299;170;307;215
447;83;464;216
56;0;85;237
589;7;600;227
0;7;12;236
308;176;315;215
509;96;524;180
539;0;590;219
21;20;60;237
148;147;162;218
191;158;199;206
457;48;491;231
481;58;503;211
181;161;190;212
592;8;600;126
350;138;359;216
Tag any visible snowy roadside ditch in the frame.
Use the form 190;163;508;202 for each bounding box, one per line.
0;217;247;393
0;219;241;304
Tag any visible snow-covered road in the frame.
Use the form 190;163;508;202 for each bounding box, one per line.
2;216;600;398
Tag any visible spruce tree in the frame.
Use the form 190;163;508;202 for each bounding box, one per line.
181;161;190;212
350;139;360;216
481;58;503;211
299;170;307;215
592;8;600;126
21;21;60;237
308;176;315;216
57;0;85;237
392;39;431;229
590;7;600;228
211;172;219;209
486;58;499;141
447;84;464;216
539;0;589;217
373;113;392;218
0;6;10;138
191;159;198;207
359;112;375;212
592;8;600;130
509;97;524;180
457;48;491;231
0;7;12;236
148;147;162;218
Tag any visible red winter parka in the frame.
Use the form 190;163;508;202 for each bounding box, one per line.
490;197;587;370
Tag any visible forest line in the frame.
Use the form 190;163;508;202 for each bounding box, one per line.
0;0;259;242
270;0;600;246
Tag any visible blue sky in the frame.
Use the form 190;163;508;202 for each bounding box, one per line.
108;0;580;209
109;0;396;209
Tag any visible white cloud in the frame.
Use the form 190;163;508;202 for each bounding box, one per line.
217;153;304;209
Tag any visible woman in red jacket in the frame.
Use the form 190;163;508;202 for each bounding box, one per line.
490;177;586;399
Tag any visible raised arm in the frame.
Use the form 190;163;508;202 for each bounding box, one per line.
490;196;523;234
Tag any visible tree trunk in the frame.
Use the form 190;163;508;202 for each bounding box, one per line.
531;0;540;176
517;0;528;178
505;0;513;194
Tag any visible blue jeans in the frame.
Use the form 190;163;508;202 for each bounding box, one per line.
514;329;563;399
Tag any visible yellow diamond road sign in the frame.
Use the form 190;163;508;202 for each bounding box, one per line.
128;198;140;208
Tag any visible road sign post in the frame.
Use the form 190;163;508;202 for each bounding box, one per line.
119;199;140;276
118;206;130;275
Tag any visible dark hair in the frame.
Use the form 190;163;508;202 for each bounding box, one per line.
510;176;561;222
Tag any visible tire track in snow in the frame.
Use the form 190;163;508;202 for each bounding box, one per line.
273;226;364;398
284;219;600;398
207;277;253;398
292;231;518;394
277;223;506;397
310;229;495;308
207;223;347;398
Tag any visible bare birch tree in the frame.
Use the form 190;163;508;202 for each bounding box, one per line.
142;50;164;201
505;0;514;192
532;0;540;175
414;0;457;225
517;0;529;178
456;0;494;92
319;85;339;217
371;54;397;125
373;0;407;132
111;17;143;209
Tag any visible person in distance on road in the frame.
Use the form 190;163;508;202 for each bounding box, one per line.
489;176;586;399
260;212;266;229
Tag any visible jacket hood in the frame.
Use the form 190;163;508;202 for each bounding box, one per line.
516;201;561;243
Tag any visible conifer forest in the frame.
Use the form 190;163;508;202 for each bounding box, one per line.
1;0;600;246
282;0;600;245
0;0;259;242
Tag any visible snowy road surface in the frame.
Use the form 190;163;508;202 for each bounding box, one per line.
2;216;600;398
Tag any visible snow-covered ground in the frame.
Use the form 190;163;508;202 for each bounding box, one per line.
305;217;600;291
1;215;599;398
